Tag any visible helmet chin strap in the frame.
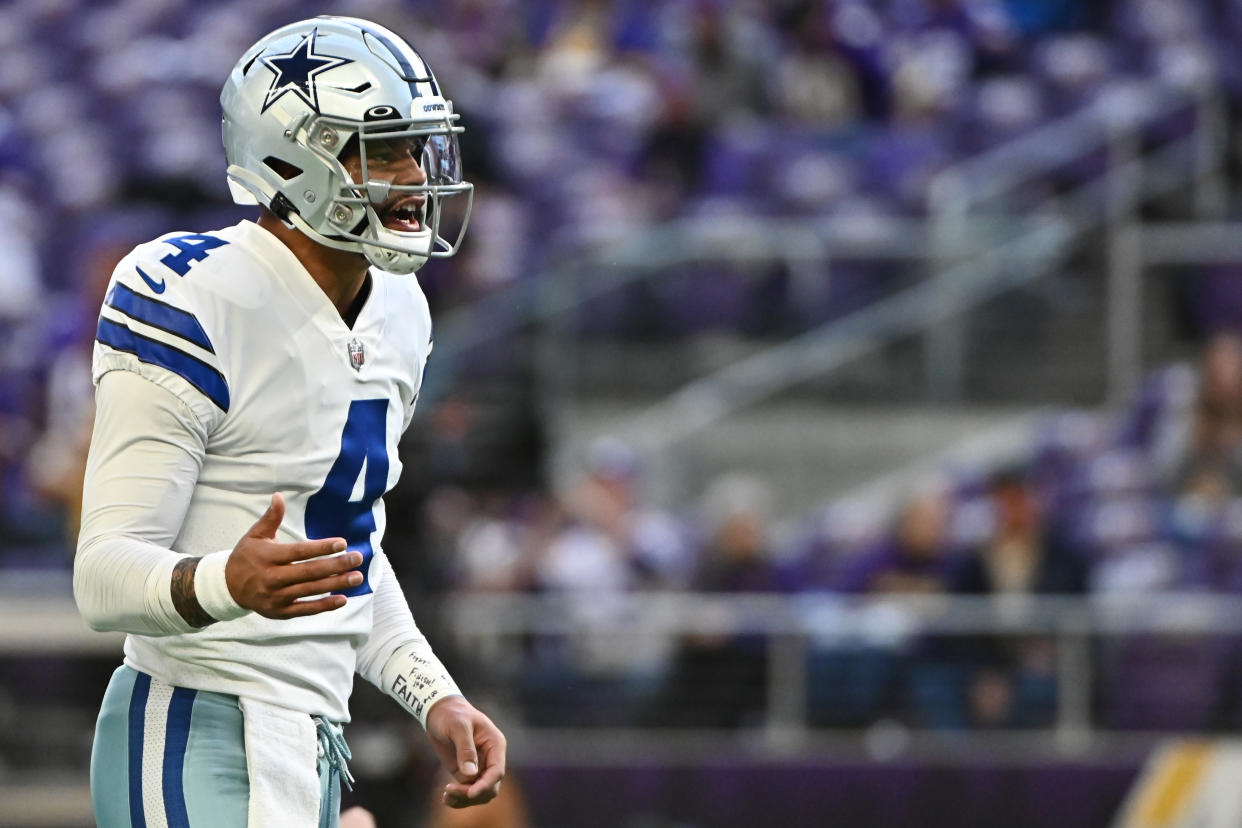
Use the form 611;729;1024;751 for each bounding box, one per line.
290;208;427;274
363;244;426;275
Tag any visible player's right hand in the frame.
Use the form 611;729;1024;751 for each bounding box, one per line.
225;493;362;619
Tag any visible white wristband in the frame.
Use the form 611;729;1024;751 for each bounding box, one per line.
379;640;462;728
193;550;249;622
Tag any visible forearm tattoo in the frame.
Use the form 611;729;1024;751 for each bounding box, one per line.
171;557;217;628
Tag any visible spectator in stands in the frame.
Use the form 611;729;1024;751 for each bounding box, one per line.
837;482;957;595
541;436;690;593
519;439;687;724
890;28;971;126
1136;334;1242;591
949;467;1086;728
1151;332;1242;504
955;467;1087;595
810;482;957;727
451;492;541;594
771;2;862;128
633;5;764;209
651;473;783;728
690;472;786;592
680;2;772;127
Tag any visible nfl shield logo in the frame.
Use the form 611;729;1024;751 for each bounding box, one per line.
348;339;366;371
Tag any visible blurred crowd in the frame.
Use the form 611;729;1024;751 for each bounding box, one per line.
3;0;1238;545
413;332;1242;732
4;0;1242;739
0;0;1232;324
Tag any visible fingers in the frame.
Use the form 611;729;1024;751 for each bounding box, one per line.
278;571;364;600
244;493;348;564
268;550;363;588
229;495;361;620
462;729;504;799
443;780;500;809
466;725;506;799
442;716;506;808
467;763;504;800
270;594;347;618
247;493;286;539
444;784;468;808
273;537;349;565
452;718;479;784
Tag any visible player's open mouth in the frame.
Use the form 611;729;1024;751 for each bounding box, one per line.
381;198;425;232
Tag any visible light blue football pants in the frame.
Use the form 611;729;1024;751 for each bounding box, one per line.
91;665;348;827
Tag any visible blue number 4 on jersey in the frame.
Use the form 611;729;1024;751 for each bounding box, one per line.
305;400;390;596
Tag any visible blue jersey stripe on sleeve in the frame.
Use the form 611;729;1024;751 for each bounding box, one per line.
106;282;216;353
162;688;196;828
96;317;231;412
127;672;151;828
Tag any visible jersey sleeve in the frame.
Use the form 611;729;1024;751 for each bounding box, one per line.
355;553;420;681
356;552;463;727
74;370;208;636
93;245;230;434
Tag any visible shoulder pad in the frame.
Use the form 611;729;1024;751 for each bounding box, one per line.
94;235;233;422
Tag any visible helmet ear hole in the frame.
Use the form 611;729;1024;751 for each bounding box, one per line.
263;156;303;180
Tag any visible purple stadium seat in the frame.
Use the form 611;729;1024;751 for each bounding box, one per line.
1102;636;1227;731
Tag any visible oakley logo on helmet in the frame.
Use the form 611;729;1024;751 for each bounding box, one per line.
364;106;398;120
260;29;353;114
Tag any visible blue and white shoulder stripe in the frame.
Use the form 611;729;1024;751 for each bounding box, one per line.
95;267;230;415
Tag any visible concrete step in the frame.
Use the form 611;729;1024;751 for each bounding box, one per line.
548;400;1033;519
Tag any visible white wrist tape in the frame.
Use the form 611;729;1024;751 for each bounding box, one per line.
379;640;462;728
193;550;249;622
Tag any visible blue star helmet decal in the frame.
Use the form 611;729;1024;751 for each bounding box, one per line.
260;29;353;114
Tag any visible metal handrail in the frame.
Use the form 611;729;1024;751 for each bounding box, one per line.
440;590;1239;744
407;77;1224;434
613;216;1073;453
417;81;1219;429
1139;222;1242;263
419;214;1049;404
426;82;1206;373
13;589;1240;653
439;591;1242;638
5;589;1234;761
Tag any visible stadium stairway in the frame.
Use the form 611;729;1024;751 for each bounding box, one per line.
548;397;1028;518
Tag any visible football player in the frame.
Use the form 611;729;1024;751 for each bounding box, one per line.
73;16;504;826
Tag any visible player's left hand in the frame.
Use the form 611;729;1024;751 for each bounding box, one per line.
425;696;507;809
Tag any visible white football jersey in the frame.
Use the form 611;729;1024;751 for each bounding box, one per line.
91;219;432;721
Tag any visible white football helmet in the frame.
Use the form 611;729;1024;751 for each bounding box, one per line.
221;16;472;274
